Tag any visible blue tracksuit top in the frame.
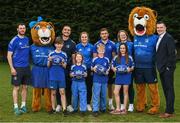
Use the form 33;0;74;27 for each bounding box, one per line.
133;34;158;68
76;43;94;69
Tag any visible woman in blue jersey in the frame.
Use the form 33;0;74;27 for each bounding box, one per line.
111;43;134;115
116;30;135;112
76;32;94;111
70;52;87;114
47;37;68;116
91;44;110;117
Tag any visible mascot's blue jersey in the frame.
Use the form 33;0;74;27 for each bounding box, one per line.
71;64;87;82
91;56;110;84
31;44;54;67
134;34;158;68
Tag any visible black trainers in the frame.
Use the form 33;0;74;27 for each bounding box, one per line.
63;109;68;117
48;109;56;114
80;111;86;116
100;109;106;113
92;111;99;117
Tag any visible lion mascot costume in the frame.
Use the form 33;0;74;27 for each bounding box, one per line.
29;16;55;112
128;7;160;114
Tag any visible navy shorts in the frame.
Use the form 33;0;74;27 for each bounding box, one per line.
11;66;31;86
49;80;66;90
134;68;157;84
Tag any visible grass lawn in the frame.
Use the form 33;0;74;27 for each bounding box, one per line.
0;62;180;122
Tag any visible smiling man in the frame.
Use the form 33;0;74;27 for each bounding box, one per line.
7;23;31;115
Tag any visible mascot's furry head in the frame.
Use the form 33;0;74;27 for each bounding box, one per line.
29;16;55;45
128;6;157;36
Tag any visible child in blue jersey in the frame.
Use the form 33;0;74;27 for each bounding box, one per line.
91;44;110;117
47;37;68;115
110;43;134;115
116;30;134;112
70;52;87;114
76;32;94;111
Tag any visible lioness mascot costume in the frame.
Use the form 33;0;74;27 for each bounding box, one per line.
29;16;55;112
128;7;160;114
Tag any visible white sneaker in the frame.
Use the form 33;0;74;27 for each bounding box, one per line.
55;105;62;112
109;104;115;111
67;105;74;112
128;104;134;112
120;104;125;111
87;104;92;111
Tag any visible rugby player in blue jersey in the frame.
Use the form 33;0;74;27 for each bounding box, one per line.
7;23;30;115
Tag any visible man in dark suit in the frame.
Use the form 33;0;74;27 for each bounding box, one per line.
156;21;176;118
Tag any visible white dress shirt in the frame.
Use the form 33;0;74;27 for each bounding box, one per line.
156;32;166;51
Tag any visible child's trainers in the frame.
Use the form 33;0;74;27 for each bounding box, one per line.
14;107;22;116
67;105;74;112
128;104;134;112
20;106;27;113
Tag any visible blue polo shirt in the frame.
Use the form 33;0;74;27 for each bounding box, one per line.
8;35;30;67
76;43;94;69
31;44;54;67
93;39;116;61
134;34;158;68
71;64;87;82
48;50;67;81
116;41;133;56
92;56;110;84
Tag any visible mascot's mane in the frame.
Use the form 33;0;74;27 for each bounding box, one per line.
29;17;55;46
128;6;157;36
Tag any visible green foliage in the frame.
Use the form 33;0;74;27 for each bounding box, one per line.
0;0;180;48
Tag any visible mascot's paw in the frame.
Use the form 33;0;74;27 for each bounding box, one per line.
136;105;145;112
147;107;159;115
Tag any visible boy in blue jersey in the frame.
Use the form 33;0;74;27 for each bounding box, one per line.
70;52;87;114
56;25;76;113
93;28;116;111
7;23;30;115
76;32;94;111
92;44;110;117
47;37;68;116
116;30;134;112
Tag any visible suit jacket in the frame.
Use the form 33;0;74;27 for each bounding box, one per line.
156;32;176;73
